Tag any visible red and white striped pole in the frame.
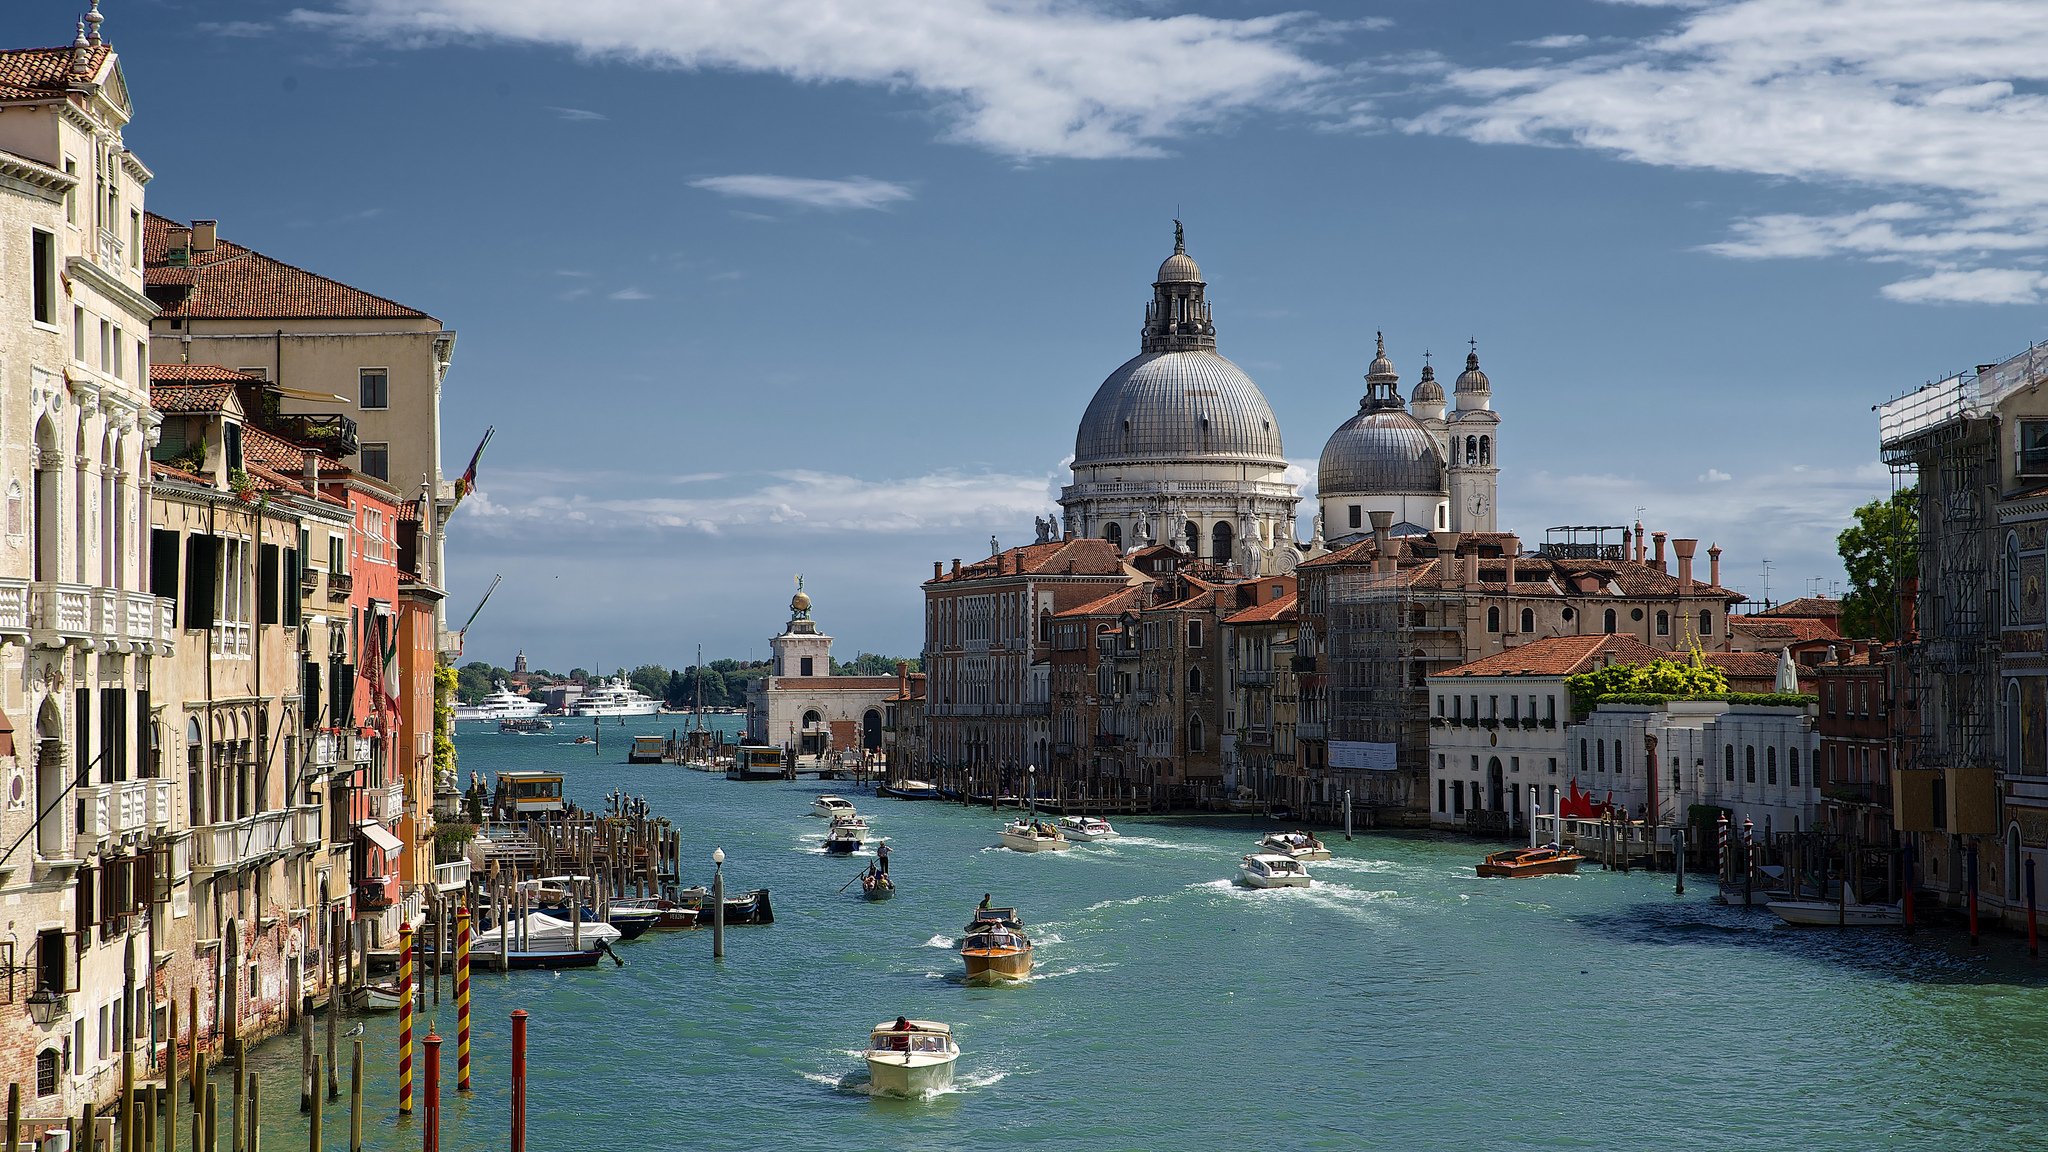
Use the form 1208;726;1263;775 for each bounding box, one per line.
1716;813;1728;880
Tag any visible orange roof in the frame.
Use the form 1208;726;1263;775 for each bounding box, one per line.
1057;587;1145;619
151;363;265;384
149;383;236;413
1702;652;1783;680
926;537;1128;584
144;213;434;321
0;45;111;102
1755;596;1840;620
1434;635;1664;679
1730;617;1839;644
1224;592;1297;625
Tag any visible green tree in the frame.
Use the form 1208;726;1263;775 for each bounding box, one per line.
627;664;669;702
569;667;590;682
1565;659;1728;713
456;661;494;705
1838;486;1918;642
830;653;922;677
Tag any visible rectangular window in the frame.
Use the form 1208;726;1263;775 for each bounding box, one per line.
799;656;814;676
31;229;55;325
328;534;347;577
111;327;124;379
150;529;179;597
2023;420;2048;477
1348;505;1362;530
73;307;85;362
63;159;77;223
224;423;243;473
360;443;389;482
1547;756;1557;775
237;367;269;381
1437;777;1446;812
99;319;111;370
359;369;390;410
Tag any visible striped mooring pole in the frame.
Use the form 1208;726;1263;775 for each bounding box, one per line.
398;921;414;1115
456;905;473;1093
1716;812;1728;878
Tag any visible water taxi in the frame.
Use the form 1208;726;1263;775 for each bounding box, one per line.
1259;831;1331;861
877;779;942;800
1239;853;1313;888
863;1019;960;1099
812;795;858;819
824;815;869;856
1056;815;1119;842
627;735;667;764
1766;885;1904;927
999;819;1070;853
729;745;787;781
1475;846;1586;878
492;770;566;820
959;907;1033;981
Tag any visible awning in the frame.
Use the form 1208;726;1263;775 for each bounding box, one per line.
358;823;404;856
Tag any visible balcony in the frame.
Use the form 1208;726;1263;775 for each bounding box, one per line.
354;735;375;765
191;809;293;872
301;567;320;595
259;411;359;458
1242;729;1273;748
1238;668;1272;687
75;779;172;845
309;730;341;769
384;780;405;822
292;805;325;853
30;582;90;645
0;578;27;637
327;571;354;598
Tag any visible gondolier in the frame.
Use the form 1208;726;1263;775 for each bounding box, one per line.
877;840;891;875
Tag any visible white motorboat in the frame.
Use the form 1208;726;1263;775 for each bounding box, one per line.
566;676;662;718
812;795;858;819
454;681;546;722
1240;853;1313;889
824;814;870;855
998;819;1070;853
1766;887;1905;928
1259;831;1331;861
863;1020;960;1099
471;911;623;956
1055;815;1119;842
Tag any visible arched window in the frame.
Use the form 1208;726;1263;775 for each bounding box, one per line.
1579;738;1588;772
1486;606;1501;633
2008;532;2023;622
1520;607;1534;633
1213;521;1234;565
1789;748;1800;787
1656;610;1669;636
1699;609;1712;636
2009;679;2023;772
803;709;822;729
1183;522;1199;556
1104;522;1122;549
36;1049;57;1097
1187;667;1202;694
1188;717;1205;753
1766;746;1778;785
1465;436;1478;465
1603;608;1616;634
1724;745;1735;782
1478;436;1491;466
1745;746;1757;783
1597;741;1605;772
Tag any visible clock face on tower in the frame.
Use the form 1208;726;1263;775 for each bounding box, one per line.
1469;492;1489;519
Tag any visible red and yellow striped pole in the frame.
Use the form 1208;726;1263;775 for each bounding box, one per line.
455;905;472;1093
398;921;414;1115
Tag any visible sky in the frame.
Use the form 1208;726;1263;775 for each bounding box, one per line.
12;0;2047;671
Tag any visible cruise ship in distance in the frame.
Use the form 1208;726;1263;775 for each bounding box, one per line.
567;676;662;717
454;681;547;723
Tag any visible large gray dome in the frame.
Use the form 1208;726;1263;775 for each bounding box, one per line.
1318;407;1444;496
1073;350;1285;468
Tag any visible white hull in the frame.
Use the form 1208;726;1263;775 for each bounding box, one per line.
568;702;661;717
1239;868;1312;889
864;1052;958;1099
1056;817;1118;842
471;911;622;954
1239;853;1312;888
999;825;1070;853
1260;836;1330;861
812;797;858;819
1766;899;1904;927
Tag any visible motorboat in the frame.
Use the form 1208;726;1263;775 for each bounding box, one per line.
1055;815;1119;842
675;886;775;924
605;907;663;939
1259;831;1331;861
455;681;547;723
812;795;858;819
1239;853;1313;889
469;911;623;968
877;779;941;801
498;716;553;735
608;896;699;929
823;817;869;856
1718;865;1789;906
863;1020;959;1099
999;819;1070;853
566;676;662;718
959;907;1033;982
1767;887;1905;927
860;868;895;902
1476;846;1586;878
350;982;402;1011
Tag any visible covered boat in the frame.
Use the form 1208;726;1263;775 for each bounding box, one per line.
1056;815;1119;842
469;911;621;969
1239;853;1312;889
812;795;858;819
959;907;1033;981
863;1019;960;1099
675;885;775;924
998;819;1070;853
1259;831;1331;861
1767;886;1904;927
877;779;941;800
1476;846;1586;878
608;896;699;929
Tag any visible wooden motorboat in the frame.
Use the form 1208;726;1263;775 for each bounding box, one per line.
605;907;662;939
350;982;402;1011
877;779;941;800
609;896;699;929
1056;815;1119;842
860;868;895;901
998;819;1070;853
1259;831;1331;861
959;908;1033;982
863;1020;959;1099
1767;886;1904;927
675;886;775;924
812;795;858;819
1475;846;1586;878
1239;853;1312;888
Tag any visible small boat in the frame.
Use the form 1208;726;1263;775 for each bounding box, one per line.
675;886;775;925
1717;865;1789;906
998;819;1070;853
812;795;858;819
1476;846;1586;878
609;896;699;929
350;982;402;1011
863;1019;960;1099
959;908;1033;981
606;907;663;939
1259;831;1331;861
1239;853;1312;889
573;736;594;745
498;716;553;735
823;818;868;856
860;868;895;902
468;912;623;968
877;779;941;801
1766;886;1905;927
1055;815;1119;842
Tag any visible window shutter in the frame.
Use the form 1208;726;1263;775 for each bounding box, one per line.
303;664;323;729
338;664;357;728
283;548;301;628
258;544;280;625
73;868;93;952
150;529;180;597
184;535;218;630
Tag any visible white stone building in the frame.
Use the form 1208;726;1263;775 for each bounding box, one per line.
747;585;899;759
1565;700;1820;836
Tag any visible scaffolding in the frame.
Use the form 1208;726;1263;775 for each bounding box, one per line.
1323;565;1425;811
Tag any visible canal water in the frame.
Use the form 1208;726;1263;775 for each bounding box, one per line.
234;718;2048;1150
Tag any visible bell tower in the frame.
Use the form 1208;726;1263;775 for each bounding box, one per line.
1446;342;1499;534
770;576;833;678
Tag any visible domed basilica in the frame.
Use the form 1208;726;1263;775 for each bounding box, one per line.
1056;226;1502;568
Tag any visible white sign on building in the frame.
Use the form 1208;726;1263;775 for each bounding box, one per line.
1330;741;1399;771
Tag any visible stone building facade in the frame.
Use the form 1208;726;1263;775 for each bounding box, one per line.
747;586;901;759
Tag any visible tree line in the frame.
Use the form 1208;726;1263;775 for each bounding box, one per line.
456;653;920;708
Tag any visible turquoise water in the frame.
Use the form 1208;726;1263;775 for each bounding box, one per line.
232;718;2048;1150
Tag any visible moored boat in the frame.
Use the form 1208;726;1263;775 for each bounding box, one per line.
605;907;662;939
998;819;1070;853
609;896;699;929
877;779;941;800
675;885;775;924
863;1019;960;1099
1239;853;1312;888
1055;815;1119;842
959;907;1033;981
350;982;402;1011
1476;846;1586;878
1766;888;1905;927
812;795;858;819
1259;831;1331;861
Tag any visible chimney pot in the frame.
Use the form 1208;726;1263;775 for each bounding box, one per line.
1672;538;1698;595
1707;544;1722;588
191;219;218;252
1652;532;1667;573
951;558;961;577
934;561;943;581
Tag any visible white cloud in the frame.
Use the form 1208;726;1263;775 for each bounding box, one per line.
687;175;913;212
197;20;274;37
1698;468;1732;483
1880;268;2048;306
607;287;651;301
1411;0;2048;303
547;106;608;121
1518;34;1588;49
288;0;1331;160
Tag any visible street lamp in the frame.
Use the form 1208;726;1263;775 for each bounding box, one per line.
26;986;63;1026
711;848;726;960
1027;764;1037;822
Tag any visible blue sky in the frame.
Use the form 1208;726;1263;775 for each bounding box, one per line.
15;0;2044;670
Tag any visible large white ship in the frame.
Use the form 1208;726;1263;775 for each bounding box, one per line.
454;681;547;722
567;676;662;717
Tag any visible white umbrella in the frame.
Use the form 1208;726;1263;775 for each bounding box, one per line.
1774;647;1799;694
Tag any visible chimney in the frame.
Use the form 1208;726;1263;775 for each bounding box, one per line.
1368;510;1394;576
1673;538;1698;595
1652;532;1667;572
951;558;961;578
1623;529;1633;561
168;225;192;256
933;561;943;581
1707;544;1722;589
1464;549;1479;589
1635;519;1647;563
191;219;218;252
897;660;909;698
1503;536;1518;593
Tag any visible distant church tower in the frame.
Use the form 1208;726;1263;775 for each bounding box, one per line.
513;649;528;674
1445;345;1499;534
770;578;833;678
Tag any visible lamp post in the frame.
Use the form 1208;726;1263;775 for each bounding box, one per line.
711;848;725;960
1027;764;1037;824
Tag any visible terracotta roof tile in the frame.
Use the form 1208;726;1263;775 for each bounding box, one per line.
151;363;265;384
0;45;111;102
1730;617;1839;644
1755;596;1841;620
1434;635;1664;679
149;383;235;413
1224;592;1297;625
144;213;434;321
927;538;1128;584
1057;588;1145;619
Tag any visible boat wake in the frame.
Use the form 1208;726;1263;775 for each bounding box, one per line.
922;934;955;949
1101;835;1204;853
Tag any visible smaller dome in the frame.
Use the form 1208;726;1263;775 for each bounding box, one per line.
1412;361;1444;406
1318;407;1445;497
1455;349;1490;395
1157;250;1201;284
1366;330;1396;382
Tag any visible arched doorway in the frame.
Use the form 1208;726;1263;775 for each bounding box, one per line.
1212;522;1234;566
862;709;882;751
1182;522;1199;556
1487;756;1505;814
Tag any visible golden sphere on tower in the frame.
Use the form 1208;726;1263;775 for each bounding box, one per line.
791;590;812;613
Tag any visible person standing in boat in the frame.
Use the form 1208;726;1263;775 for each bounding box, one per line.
877;840;891;876
978;893;992;911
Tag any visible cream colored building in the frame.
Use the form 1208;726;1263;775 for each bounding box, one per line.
747;587;899;758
